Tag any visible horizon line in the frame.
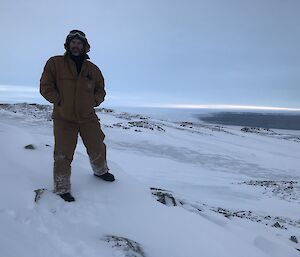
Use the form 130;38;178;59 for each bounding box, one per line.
126;103;300;112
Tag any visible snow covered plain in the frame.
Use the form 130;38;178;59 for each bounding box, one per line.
0;103;299;257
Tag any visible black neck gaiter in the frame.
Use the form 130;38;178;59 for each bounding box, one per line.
69;52;85;74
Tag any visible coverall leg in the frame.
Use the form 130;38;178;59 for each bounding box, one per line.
79;119;109;176
53;119;79;194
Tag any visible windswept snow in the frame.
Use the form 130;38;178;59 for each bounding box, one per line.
0;103;299;257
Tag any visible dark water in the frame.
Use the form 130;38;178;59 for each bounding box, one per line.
195;112;300;130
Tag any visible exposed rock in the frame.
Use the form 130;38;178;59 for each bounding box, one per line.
34;188;47;202
112;121;165;132
176;121;235;135
0;103;53;121
150;187;204;214
241;126;300;142
24;144;35;150
238;180;300;202
113;112;149;121
150;187;300;230
128;121;165;131
95;107;115;113
150;187;177;206
241;127;273;133
179;121;194;129
272;221;284;228
102;124;114;128
290;235;298;244
102;235;146;257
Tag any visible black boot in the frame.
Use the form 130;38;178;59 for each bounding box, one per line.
94;171;115;182
59;192;75;202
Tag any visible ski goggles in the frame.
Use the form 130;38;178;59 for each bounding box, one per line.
67;30;86;40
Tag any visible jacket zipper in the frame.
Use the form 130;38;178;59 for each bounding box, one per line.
72;62;81;123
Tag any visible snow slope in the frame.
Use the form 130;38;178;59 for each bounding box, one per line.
0;103;299;257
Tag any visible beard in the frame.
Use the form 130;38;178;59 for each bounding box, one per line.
70;47;83;56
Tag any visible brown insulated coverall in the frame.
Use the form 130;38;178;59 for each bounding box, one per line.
40;53;109;194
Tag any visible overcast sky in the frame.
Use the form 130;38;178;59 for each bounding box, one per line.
0;0;299;109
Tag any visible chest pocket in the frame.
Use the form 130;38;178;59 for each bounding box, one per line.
82;73;95;93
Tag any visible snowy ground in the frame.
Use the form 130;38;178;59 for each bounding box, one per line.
0;103;299;257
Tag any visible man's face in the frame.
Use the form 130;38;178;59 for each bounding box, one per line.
69;38;84;56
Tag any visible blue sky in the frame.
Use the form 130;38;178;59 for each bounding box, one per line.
0;0;299;110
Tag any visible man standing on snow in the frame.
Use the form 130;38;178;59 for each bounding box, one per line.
40;29;115;202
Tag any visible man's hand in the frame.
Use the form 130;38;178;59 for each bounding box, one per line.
94;66;106;107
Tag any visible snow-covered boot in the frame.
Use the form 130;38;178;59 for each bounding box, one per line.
59;192;75;202
94;171;115;182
